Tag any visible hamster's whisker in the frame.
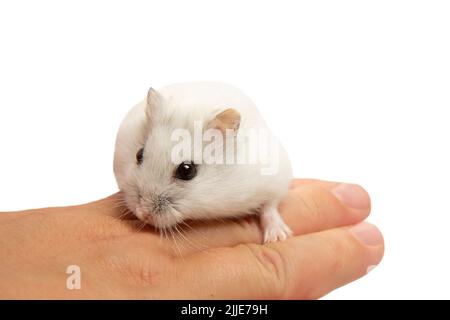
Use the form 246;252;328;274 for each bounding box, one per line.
157;225;164;244
180;221;210;248
103;196;128;206
107;197;127;203
168;227;185;261
108;203;127;209
154;217;164;241
112;209;128;221
134;220;147;233
174;224;207;252
102;202;129;214
106;209;130;223
168;206;209;250
117;212;133;221
161;223;169;241
112;205;133;218
103;199;128;208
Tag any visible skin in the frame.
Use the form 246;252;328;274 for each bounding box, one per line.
0;179;384;299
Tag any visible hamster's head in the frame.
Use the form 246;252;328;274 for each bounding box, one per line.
113;87;243;229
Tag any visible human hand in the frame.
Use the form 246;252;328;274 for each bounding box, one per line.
0;179;383;299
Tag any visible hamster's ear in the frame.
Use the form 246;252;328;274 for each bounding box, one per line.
145;87;165;123
207;108;241;134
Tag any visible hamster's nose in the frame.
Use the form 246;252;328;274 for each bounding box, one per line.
152;195;172;214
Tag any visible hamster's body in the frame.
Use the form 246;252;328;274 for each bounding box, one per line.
114;82;292;242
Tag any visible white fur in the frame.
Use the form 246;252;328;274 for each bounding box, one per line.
113;81;292;242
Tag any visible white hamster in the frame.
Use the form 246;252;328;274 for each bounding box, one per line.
113;82;292;243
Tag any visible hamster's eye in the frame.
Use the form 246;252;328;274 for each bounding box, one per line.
136;148;144;165
175;161;197;181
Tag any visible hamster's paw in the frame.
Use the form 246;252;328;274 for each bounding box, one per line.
263;221;293;243
261;202;293;243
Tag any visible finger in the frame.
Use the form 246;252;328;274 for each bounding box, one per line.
175;222;384;299
290;178;339;189
280;182;371;234
166;181;371;253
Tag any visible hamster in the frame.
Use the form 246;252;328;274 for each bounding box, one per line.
113;82;292;243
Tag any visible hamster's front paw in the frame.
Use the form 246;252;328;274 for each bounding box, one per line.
261;202;293;243
263;221;293;243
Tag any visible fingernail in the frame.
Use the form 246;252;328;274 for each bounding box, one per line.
332;183;370;210
349;222;384;246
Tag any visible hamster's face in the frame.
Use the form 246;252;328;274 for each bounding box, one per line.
123;125;197;229
114;88;243;229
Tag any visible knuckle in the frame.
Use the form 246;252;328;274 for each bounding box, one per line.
113;252;167;288
242;244;289;299
292;186;329;221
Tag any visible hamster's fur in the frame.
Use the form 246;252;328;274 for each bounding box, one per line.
114;82;292;242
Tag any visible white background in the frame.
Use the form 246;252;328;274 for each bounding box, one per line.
0;1;449;299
